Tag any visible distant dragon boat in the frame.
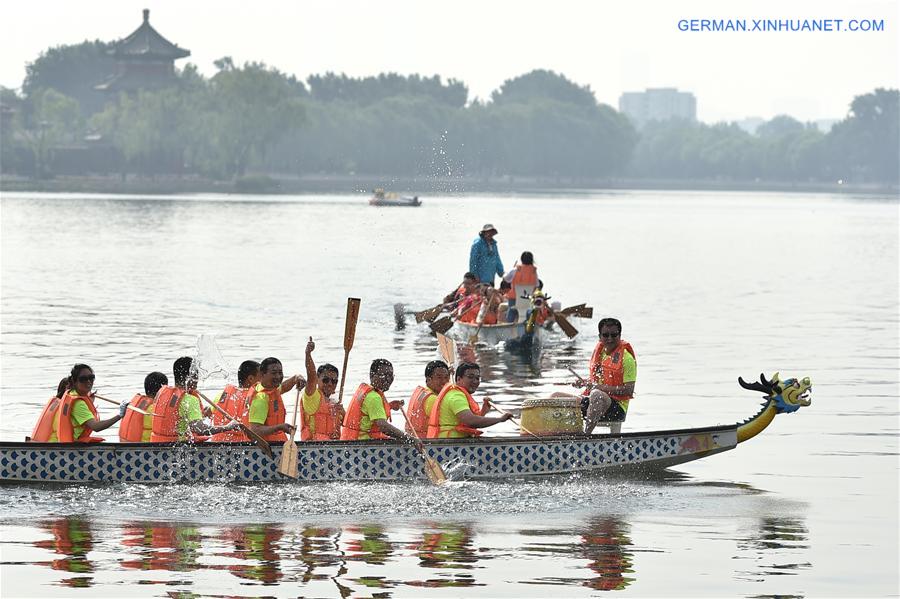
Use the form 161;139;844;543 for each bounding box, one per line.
369;189;421;207
0;374;810;484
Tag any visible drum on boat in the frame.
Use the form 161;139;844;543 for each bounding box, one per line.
520;396;583;436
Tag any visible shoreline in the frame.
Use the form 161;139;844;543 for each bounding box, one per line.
1;174;897;197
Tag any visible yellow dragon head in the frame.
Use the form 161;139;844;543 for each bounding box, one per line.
738;372;812;414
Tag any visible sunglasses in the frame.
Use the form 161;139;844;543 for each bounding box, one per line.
321;377;338;385
77;374;96;383
600;332;620;339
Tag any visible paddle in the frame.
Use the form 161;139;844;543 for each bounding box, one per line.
415;303;444;323
468;321;485;344
548;307;579;338
436;332;457;379
566;366;588;387
560;304;594;319
93;394;157;417
195;390;274;458
398;406;447;485
430;315;454;335
337;297;362;404
277;387;301;478
486;399;547;443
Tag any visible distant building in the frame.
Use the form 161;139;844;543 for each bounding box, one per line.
95;9;190;93
618;88;697;127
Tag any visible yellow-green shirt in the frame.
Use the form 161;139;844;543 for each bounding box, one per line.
48;393;95;442
358;390;388;440
435;389;474;439
249;383;273;425
176;393;203;439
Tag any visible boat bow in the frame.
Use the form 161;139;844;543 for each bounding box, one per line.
736;372;812;443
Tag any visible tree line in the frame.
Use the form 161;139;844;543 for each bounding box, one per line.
1;40;897;185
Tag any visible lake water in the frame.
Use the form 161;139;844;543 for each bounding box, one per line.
0;190;897;597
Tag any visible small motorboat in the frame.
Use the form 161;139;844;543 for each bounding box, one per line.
370;188;421;207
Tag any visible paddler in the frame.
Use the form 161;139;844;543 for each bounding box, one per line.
405;360;451;438
426;362;512;438
576;318;637;434
247;357;301;442
119;371;167;442
341;358;423;449
300;337;344;441
31;364;129;442
208;360;260;442
150;356;240;442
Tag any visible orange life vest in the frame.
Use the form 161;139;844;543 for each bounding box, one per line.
588;340;636;403
251;386;288;442
30;395;62;442
209;384;251;442
300;390;343;441
406;385;435;438
426;384;484;439
150;386;201;442
55;392;104;443
457;295;482;323
119;393;155;442
506;264;538;299
341;383;391;440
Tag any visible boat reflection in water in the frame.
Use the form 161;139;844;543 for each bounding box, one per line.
580;517;635;591
408;523;482;588
120;522;203;573
219;524;285;584
33;517;94;588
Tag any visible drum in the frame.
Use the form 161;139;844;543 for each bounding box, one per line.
520;396;583;436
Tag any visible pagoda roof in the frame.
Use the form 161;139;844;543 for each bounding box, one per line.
113;9;190;60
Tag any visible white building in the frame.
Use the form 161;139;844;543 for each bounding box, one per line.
618;88;697;127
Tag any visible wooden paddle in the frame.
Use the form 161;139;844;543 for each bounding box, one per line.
195;390;274;458
277;387;301;478
415;303;444;323
548;307;579;338
93;394;157;417
560;304;593;319
429;315;454;334
398;406;447;485
486;399;547;443
337;297;362;404
436;332;457;380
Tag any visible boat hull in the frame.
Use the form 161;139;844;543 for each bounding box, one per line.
452;321;544;351
0;427;736;483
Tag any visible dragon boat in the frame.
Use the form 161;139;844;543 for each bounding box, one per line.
0;374;810;484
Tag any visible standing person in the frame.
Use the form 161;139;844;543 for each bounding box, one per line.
300;337;345;441
469;224;504;287
578;318;637;434
119;371;168;442
209;360;260;442
341;359;421;448
247;357;298;442
426;362;512;439
151;356;239;442
31;364;128;443
405;360;451;437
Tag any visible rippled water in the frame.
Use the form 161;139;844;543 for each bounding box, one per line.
1;190;897;597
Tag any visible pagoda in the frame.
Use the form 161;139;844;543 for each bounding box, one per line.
96;9;190;93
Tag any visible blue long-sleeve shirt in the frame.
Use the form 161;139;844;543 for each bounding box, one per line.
469;237;504;286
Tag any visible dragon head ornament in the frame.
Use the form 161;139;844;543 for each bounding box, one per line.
738;372;812;414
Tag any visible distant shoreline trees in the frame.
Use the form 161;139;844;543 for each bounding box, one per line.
1;41;897;185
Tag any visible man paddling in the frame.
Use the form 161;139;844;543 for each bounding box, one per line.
405;360;451;438
577;318;636;434
119;371;167;442
151;357;239;442
208;360;260;442
426;362;512;438
300;337;344;441
247;357;299;442
341;359;422;449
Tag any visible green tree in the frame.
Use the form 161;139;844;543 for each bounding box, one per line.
17;88;83;178
22;41;116;116
490;69;597;108
826;88;899;183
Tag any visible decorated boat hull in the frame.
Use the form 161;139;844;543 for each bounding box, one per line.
369;195;421;207
0;372;811;484
0;427;735;484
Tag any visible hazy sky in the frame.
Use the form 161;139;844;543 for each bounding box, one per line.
1;0;897;122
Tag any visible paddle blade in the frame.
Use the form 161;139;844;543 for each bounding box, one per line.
436;332;455;365
241;424;274;458
420;304;443;323
554;311;579;338
277;440;299;478
344;298;361;352
430;316;454;334
393;303;407;330
561;304;593;319
424;457;447;485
